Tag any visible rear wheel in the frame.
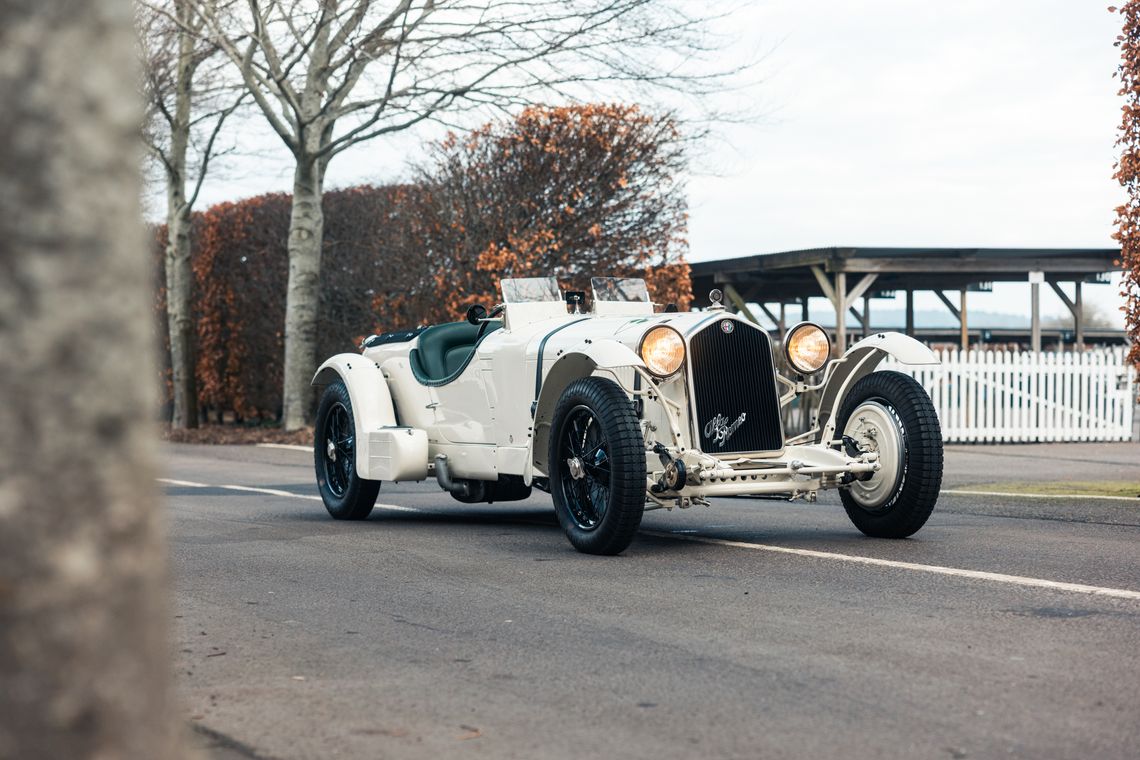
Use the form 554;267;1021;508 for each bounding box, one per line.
549;377;646;555
835;371;942;538
314;381;380;520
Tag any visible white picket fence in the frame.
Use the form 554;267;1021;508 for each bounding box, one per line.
881;348;1136;443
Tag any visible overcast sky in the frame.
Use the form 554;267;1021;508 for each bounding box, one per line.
690;1;1122;254
194;1;1127;326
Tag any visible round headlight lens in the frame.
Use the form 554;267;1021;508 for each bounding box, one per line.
639;326;685;376
784;322;831;374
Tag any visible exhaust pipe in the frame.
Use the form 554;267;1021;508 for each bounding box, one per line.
434;454;477;499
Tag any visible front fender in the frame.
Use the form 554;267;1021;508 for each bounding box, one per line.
312;354;399;476
530;340;645;475
814;332;938;444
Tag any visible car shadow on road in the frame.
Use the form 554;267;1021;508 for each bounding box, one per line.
280;503;916;558
284;504;560;529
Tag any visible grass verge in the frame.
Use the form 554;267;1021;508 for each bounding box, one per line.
957;481;1140;498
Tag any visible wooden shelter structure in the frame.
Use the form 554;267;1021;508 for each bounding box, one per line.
689;247;1121;352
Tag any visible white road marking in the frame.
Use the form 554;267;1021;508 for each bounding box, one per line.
254;443;311;452
159;478;210;488
158;478;1140;600
157;478;420;512
219;484;322;501
643;531;1140;601
942;488;1138;502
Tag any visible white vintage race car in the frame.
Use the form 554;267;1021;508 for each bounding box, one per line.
312;277;943;555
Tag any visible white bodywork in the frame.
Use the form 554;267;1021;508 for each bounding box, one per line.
312;356;429;481
312;278;939;506
813;332;939;445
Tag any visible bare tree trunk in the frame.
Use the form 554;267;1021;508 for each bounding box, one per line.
282;156;325;429
0;1;184;757
167;192;199;429
163;0;199;430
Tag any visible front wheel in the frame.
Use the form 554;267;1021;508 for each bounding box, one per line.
835;371;943;538
314;380;381;520
549;377;647;555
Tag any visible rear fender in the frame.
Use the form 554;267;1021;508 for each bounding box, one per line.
312;354;404;477
814;332;938;444
530;340;645;476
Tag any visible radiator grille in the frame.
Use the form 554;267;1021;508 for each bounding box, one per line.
688;319;784;454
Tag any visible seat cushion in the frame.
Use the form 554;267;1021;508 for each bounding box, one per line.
410;321;502;385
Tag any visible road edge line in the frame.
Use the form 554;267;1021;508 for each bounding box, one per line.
642;531;1140;601
157;478;419;512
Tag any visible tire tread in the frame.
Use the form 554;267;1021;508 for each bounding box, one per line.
314;381;381;520
836;371;943;538
549;377;646;555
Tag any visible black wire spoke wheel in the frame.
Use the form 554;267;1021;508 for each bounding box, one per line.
314;380;381;520
549;377;646;555
558;406;613;530
323;402;355;498
835;371;943;538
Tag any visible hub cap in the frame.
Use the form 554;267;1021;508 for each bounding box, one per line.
843;400;905;510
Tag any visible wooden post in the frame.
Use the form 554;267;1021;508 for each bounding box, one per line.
905;290;915;337
778;302;786;342
722;284;761;325
835;272;847;354
1075;281;1084;350
863;294;871;338
1048;280;1086;352
960;289;968;352
801;298;809;322
756;302;781;333
1031;282;1041;353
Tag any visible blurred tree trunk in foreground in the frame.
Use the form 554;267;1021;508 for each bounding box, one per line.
0;1;183;758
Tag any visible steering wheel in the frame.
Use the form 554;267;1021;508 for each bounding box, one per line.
465;304;488;325
468;303;504;341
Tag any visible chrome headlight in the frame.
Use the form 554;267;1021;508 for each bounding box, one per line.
639;326;685;377
784;322;831;374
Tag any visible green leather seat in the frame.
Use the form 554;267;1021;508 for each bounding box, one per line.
410;321;502;386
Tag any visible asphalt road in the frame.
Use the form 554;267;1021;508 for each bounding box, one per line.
165;442;1140;760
